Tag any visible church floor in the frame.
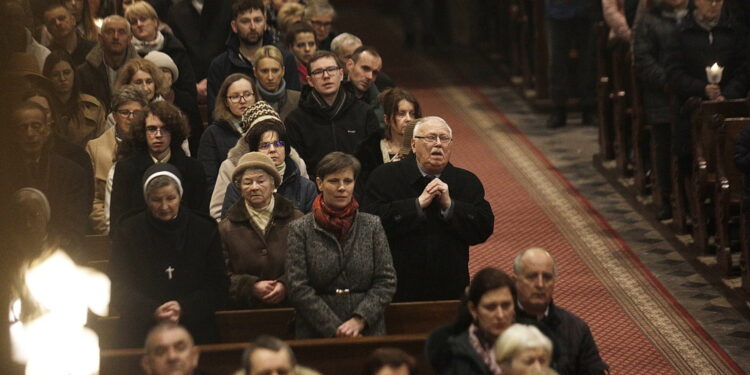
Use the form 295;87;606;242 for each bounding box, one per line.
338;5;750;373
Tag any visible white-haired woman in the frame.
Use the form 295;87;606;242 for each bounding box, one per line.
495;324;554;375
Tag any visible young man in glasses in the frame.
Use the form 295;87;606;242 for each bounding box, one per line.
206;0;299;117
362;116;494;302
110;101;207;230
285;50;380;176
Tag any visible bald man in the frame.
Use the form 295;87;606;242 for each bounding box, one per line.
513;248;608;375
142;322;206;375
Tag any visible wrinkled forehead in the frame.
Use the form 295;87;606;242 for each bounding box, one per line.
147;327;192;350
102;18;130;31
415;119;451;136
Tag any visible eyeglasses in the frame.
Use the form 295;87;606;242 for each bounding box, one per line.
227;92;254;103
309;66;341;77
15;121;46;135
258;140;285;149
116;109;141;117
414;135;452;145
310;20;332;28
145;125;168;135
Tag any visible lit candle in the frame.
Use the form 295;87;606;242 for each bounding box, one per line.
706;63;724;84
9;250;110;375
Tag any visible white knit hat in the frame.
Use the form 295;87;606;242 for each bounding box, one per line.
144;50;179;82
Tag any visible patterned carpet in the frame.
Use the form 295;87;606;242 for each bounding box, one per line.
336;5;746;374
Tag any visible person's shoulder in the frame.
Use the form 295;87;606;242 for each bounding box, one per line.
185;208;219;228
356;211;381;225
290;212;315;228
79;93;103;107
551;304;590;328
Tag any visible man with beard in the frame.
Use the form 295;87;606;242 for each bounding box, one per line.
206;0;299;117
362;116;494;301
77;15;138;108
141;323;207;375
42;3;95;66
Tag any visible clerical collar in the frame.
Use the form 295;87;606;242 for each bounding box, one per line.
517;300;549;320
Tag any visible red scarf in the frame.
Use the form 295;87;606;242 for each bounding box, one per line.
312;194;358;242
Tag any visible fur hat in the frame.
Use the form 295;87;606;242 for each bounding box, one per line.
144;50;179;81
142;163;183;198
232;152;282;187
240;101;282;133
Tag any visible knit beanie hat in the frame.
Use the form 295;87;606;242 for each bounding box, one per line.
144;50;179;82
142;163;184;199
240;101;282;133
232;152;282;187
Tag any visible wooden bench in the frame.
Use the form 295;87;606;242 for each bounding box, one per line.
714;117;750;276
91;300;459;349
101;333;431;375
686;99;748;253
595;22;615;161
609;40;634;178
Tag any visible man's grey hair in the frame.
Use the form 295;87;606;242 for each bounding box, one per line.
111;84;148;111
513;247;557;277
413;116;453;138
101;15;131;34
242;335;297;374
330;33;362;58
303;1;336;20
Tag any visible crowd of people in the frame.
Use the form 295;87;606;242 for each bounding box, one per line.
2;0;612;374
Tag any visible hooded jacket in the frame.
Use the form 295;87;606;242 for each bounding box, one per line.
285;87;380;175
77;43;139;108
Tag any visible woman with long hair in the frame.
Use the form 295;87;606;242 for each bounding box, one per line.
43;49;106;147
426;267;516;374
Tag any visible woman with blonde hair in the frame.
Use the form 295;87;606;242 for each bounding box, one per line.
114;58;165;103
253;45;300;121
495;324;553;375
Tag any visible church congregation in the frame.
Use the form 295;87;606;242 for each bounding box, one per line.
10;0;750;373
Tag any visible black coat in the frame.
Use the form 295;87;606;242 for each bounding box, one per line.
206;33;301;117
425;324;493;375
733;123;750;202
516;303;608;375
633;9;683;124
110;147;207;229
198;119;241;191
285;88;380;175
166;0;232;81
109;208;228;347
666;10;749;101
152;32;203;154
361;154;494;301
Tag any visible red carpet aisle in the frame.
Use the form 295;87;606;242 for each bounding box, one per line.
396;58;744;374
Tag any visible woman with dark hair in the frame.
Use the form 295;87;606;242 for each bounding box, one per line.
209;101;310;221
109;163;227;347
221;120;318;216
199;73;257;190
286;22;317;86
110;101;207;228
62;0;99;41
356;87;421;196
43;49;106;147
219;152;304;309
286;151;396;338
426;267;516;375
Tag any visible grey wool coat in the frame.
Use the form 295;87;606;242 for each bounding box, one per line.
286;211;397;338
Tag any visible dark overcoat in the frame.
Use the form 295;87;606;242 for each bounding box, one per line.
109;208;228;347
219;193;303;308
362;154;494;301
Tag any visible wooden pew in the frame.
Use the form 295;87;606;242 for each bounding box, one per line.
595;22;615;161
669;91;690;233
714;118;749;276
101;333;431;375
609;40;634;178
687;99;748;253
628;49;650;197
91;300;459;349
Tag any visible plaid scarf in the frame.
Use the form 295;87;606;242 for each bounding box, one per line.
312;194;358;242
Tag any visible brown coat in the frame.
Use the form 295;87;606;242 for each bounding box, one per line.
58;94;106;147
85;126;118;234
219;193;303;308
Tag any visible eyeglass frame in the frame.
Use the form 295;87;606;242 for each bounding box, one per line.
226;92;255;103
309;66;342;77
258;140;286;150
116;109;141;118
413;135;452;145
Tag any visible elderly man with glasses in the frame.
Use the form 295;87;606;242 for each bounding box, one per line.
285;50;379;176
362;116;494;302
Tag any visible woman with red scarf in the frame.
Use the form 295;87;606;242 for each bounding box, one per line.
286;152;397;338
